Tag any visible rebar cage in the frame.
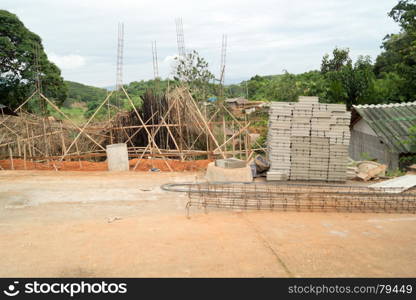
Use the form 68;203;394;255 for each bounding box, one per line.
162;182;416;217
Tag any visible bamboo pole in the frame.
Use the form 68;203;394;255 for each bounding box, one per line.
232;121;235;157
42;118;50;166
60;123;66;156
124;111;158;145
239;133;242;160
189;108;220;150
222;116;226;154
0;131;62;148
185;90;226;158
25;120;33;157
39;93;105;152
0;89;38;127
121;87;173;172
17;137;21;157
8;146;14;170
75;140;82;169
212;122;250;154
23;143;27;170
132;143;150;171
58;91;113;161
221;103;264;151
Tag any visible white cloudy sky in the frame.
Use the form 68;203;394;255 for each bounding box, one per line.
3;0;400;87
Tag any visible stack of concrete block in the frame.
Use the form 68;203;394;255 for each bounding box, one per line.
290;137;310;180
266;103;292;181
328;145;349;181
266;96;350;182
309;137;329;180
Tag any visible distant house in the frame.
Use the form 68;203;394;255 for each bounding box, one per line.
224;98;266;115
349;101;416;169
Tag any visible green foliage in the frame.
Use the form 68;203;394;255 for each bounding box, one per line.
231;71;327;103
173;50;215;101
265;71;299;101
126;79;174;98
83;88;144;120
51;106;86;124
321;48;375;109
295;70;327;98
374;0;416;103
389;0;416;30
246;75;270;100
372;72;407;103
0;10;67;109
321;48;350;73
64;81;107;107
403;125;416;152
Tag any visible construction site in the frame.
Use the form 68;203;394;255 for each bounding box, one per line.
1;19;416;278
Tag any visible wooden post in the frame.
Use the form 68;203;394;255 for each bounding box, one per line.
232;121;235;157
8;146;14;170
222;116;226;155
60;123;67;157
42;118;50;166
75;140;82;169
23;143;27;170
25;121;33;157
17;138;21;157
31;128;35;168
239;133;242;159
244;114;249;160
205;105;210;160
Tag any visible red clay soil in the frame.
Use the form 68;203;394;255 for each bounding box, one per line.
0;158;213;172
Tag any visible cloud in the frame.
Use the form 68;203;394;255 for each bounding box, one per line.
2;0;400;86
48;53;86;70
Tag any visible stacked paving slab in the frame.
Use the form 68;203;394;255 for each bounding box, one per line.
266;96;350;182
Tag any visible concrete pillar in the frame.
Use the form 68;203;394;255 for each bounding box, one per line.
106;143;129;171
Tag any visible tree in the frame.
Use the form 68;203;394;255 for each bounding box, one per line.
0;10;67;109
265;71;299;102
321;48;350;73
173;50;214;101
295;70;327;98
321;48;375;109
373;0;416;102
389;0;416;30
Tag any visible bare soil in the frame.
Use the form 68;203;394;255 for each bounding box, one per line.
0;170;415;277
0;158;212;172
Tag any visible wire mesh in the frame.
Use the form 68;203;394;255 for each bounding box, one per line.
172;182;416;216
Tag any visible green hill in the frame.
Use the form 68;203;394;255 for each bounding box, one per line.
64;80;107;106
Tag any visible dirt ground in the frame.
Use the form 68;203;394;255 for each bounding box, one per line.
0;170;415;277
0;158;213;172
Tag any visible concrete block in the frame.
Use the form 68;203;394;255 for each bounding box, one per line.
215;158;246;169
205;162;252;183
106;143;129;171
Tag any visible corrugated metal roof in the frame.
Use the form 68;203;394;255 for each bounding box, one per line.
352;101;416;153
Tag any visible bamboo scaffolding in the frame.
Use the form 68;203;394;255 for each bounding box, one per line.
0;86;264;171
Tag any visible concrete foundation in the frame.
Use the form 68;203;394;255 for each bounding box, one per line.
205;162;252;182
106;143;129;171
215;158;246;168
